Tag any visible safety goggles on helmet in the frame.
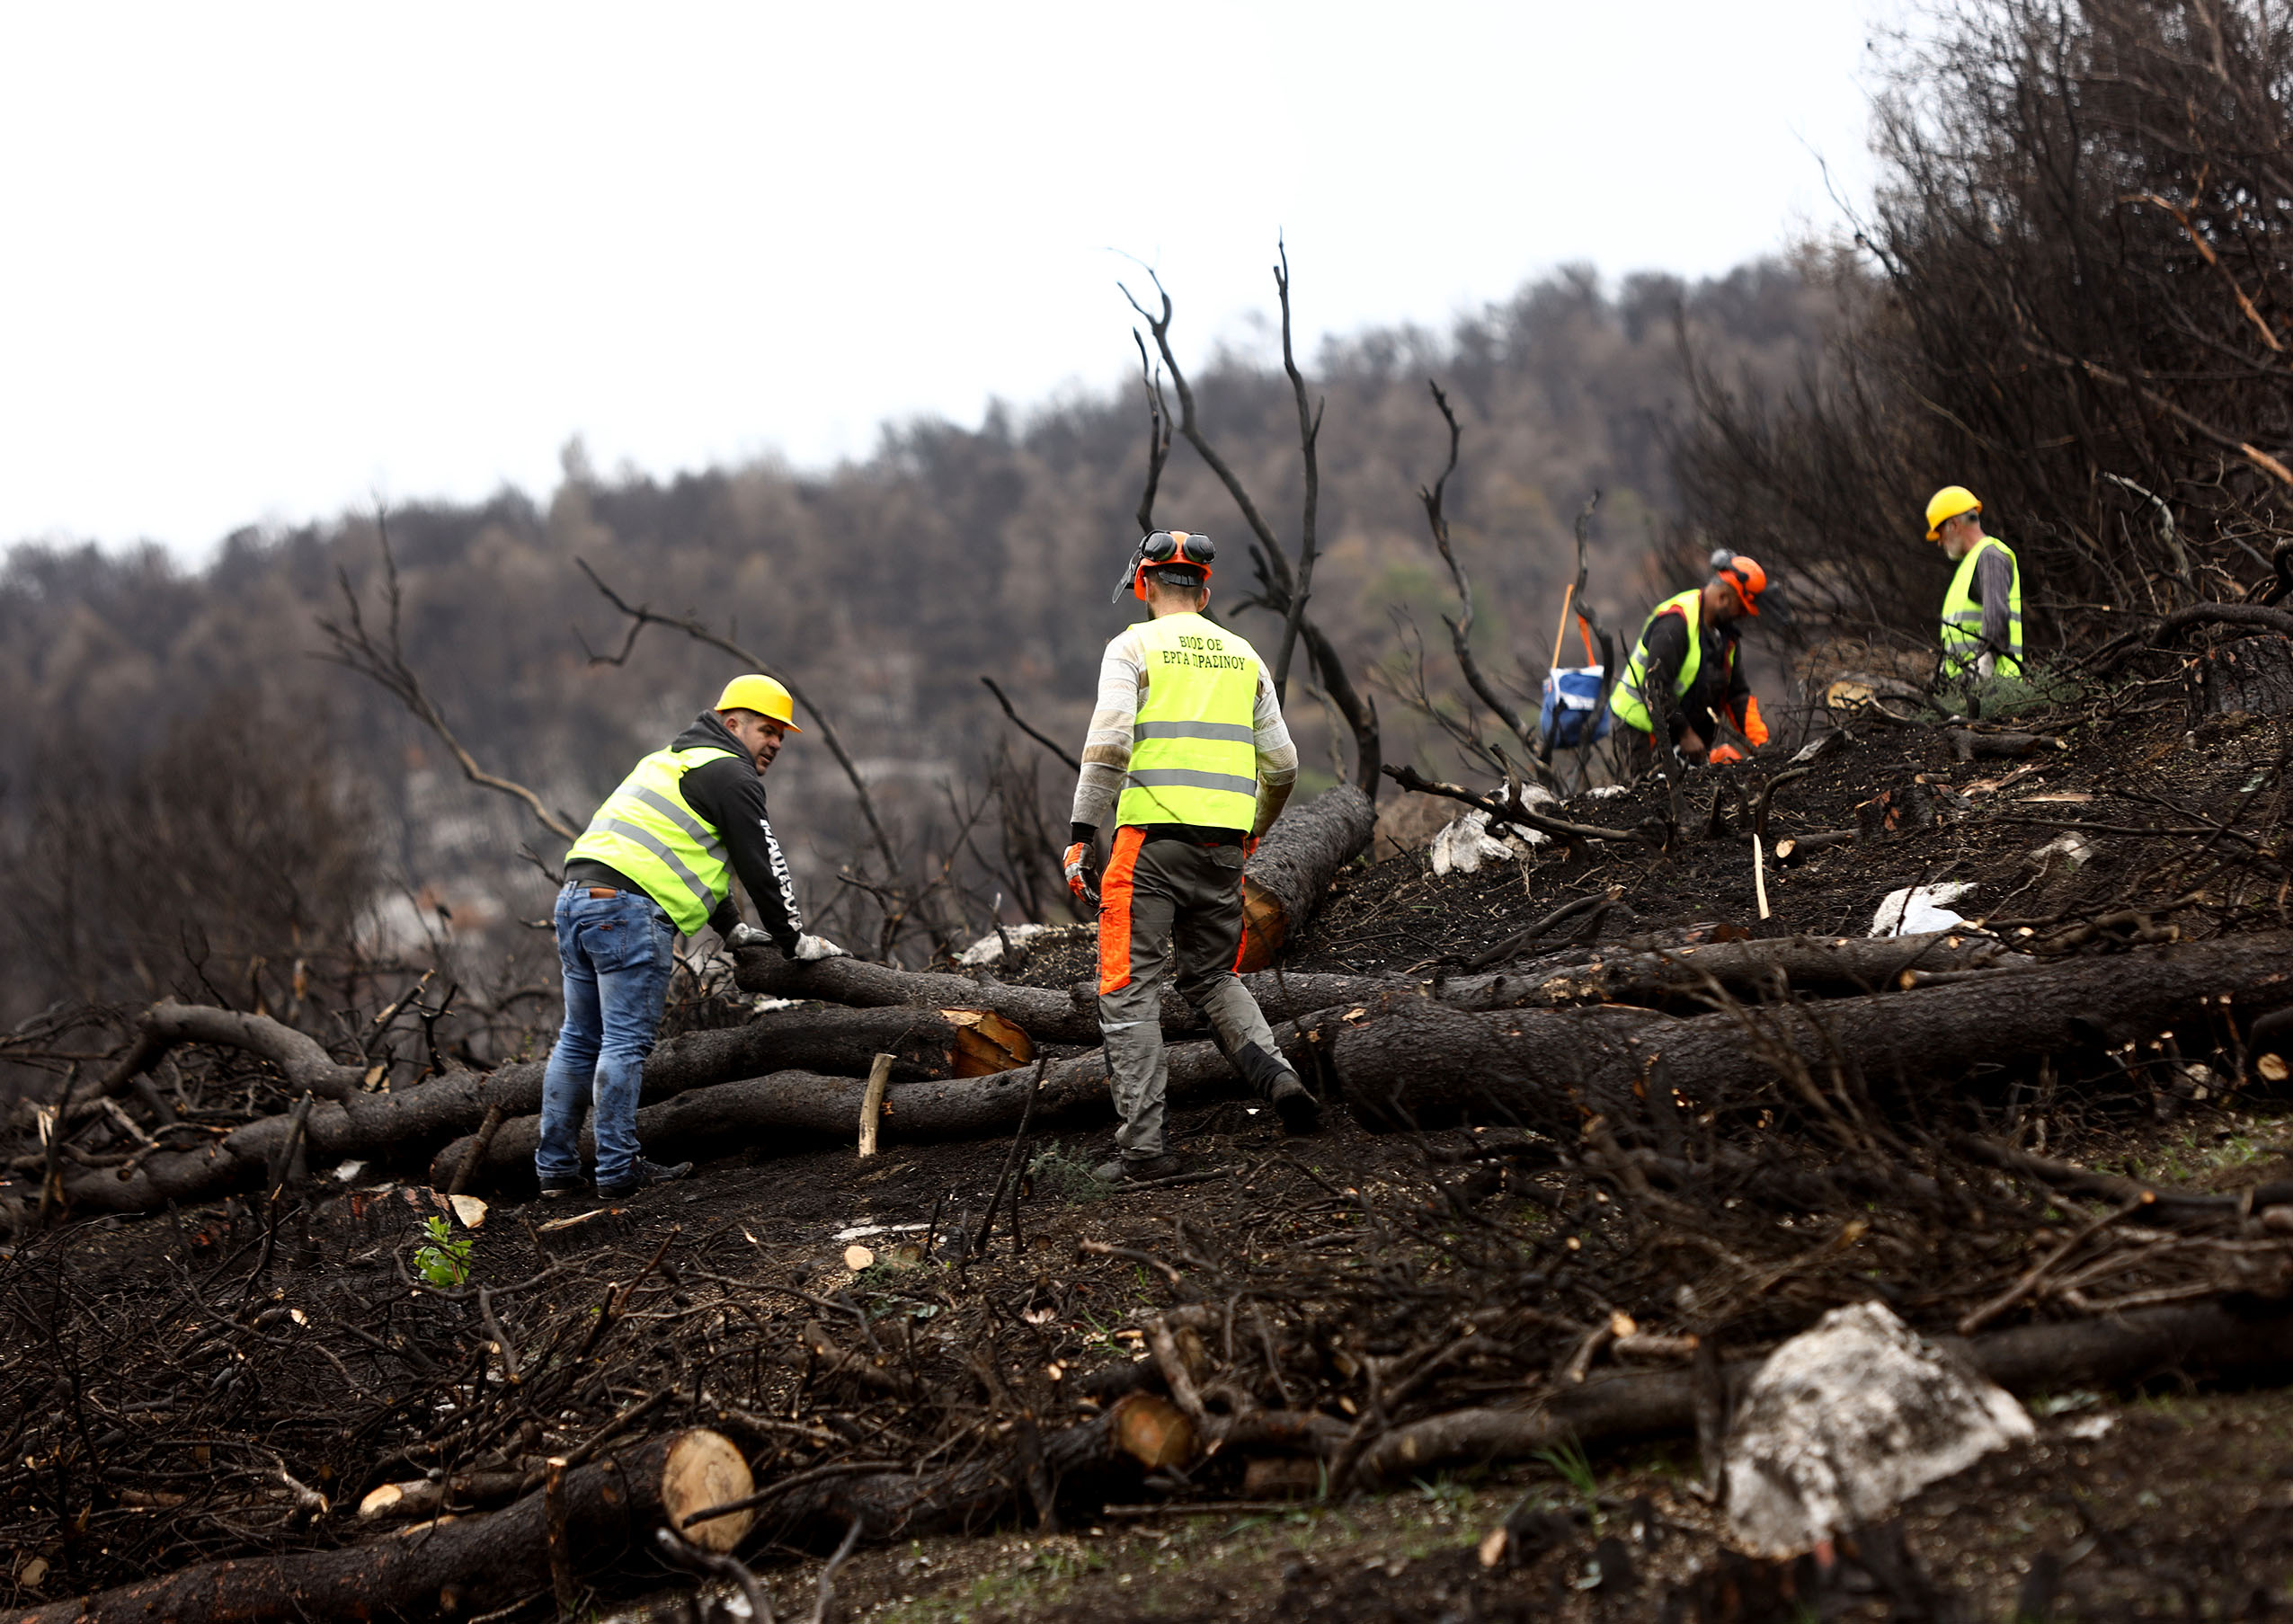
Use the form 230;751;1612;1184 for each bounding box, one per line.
1111;529;1217;602
1709;550;1767;617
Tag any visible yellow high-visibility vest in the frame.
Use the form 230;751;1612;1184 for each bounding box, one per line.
564;746;736;934
1116;613;1263;831
1941;536;2023;681
1609;590;1704;734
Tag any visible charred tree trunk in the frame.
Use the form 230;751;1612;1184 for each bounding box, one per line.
16;1429;751;1624
1328;935;2293;1133
1354;1300;2293;1486
1238;784;1375;970
431;1024;1307;1191
65;1007;1024;1214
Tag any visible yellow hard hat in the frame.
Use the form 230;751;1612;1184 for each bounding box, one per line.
1924;485;1982;542
715;673;801;732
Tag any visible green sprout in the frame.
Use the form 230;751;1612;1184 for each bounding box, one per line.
413;1215;474;1287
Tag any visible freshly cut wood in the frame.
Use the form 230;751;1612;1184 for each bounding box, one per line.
1773;830;1856;865
1112;1392;1196;1469
429;1025;1304;1190
1329;934;2293;1134
356;1469;529;1522
1355;1300;2293;1486
716;1389;1189;1548
858;1052;893;1157
18;1428;752;1623
943;1009;1034;1075
1238;783;1375;970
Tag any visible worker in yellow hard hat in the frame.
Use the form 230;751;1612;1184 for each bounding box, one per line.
1609;552;1773;768
539;673;845;1200
1924;486;2023;684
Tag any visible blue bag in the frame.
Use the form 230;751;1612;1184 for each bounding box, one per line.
1540;665;1611;750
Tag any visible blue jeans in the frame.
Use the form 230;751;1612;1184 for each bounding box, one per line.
537;883;676;1187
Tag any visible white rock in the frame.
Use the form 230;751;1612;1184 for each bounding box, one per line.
2031;833;2095;872
1868;882;1980;937
1429;808;1548;875
956;923;1052;967
1724;1301;2033;1555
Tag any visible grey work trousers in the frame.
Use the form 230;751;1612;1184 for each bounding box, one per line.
1096;829;1285;1160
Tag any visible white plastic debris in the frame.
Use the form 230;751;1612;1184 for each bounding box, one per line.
2031;832;2095;873
1583;785;1631;800
331;1160;367;1184
1725;1300;2034;1556
1429;807;1549;875
1868;882;1979;937
956;923;1051;967
832;1221;930;1242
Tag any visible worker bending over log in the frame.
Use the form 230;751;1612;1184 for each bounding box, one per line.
1924;484;2024;687
1062;530;1320;1183
1609;551;1771;770
540;675;845;1200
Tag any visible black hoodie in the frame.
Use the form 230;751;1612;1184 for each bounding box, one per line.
564;710;805;953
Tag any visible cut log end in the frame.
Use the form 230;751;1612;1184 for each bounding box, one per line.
1110;1390;1196;1469
1238;879;1289;973
663;1428;755;1553
942;1009;1035;1077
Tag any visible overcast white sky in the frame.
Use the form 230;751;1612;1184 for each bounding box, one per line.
0;3;1896;559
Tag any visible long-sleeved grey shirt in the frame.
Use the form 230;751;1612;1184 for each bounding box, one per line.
1968;542;2017;659
1070;617;1298;838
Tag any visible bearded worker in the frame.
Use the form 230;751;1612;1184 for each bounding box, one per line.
539;674;846;1200
1062;530;1320;1183
1924;485;2024;685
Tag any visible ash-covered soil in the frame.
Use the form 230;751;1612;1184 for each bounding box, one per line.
9;705;2293;1622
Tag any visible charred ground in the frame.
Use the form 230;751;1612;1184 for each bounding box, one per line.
7;698;2293;1622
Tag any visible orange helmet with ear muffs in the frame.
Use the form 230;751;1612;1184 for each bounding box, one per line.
1709;550;1767;617
1111;529;1216;603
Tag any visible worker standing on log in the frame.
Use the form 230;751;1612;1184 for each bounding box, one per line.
1609;552;1770;769
539;675;846;1200
1063;530;1320;1183
1925;485;2024;686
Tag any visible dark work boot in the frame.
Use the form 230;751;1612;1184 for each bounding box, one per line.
1092;1152;1185;1185
537;1173;585;1201
596;1157;693;1200
1268;1072;1321;1133
1235;1043;1321;1133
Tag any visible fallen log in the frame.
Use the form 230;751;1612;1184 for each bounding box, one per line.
1329;934;2293;1134
15;1428;752;1624
1236;782;1376;970
699;1389;1191;1546
64;1004;1025;1215
733;785;1374;1024
1484;931;2031;1010
1352;1299;2293;1486
430;1022;1306;1190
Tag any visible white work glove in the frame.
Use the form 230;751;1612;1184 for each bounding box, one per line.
792;933;849;962
725;922;769;950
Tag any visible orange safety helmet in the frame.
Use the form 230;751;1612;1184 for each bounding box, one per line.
1712;553;1767;617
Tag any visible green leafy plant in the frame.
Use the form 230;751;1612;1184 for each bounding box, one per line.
413;1215;474;1287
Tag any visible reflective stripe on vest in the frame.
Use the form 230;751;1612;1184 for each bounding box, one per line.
564;746;738;934
1115;613;1263;830
1608;590;1705;735
1941;536;2023;680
